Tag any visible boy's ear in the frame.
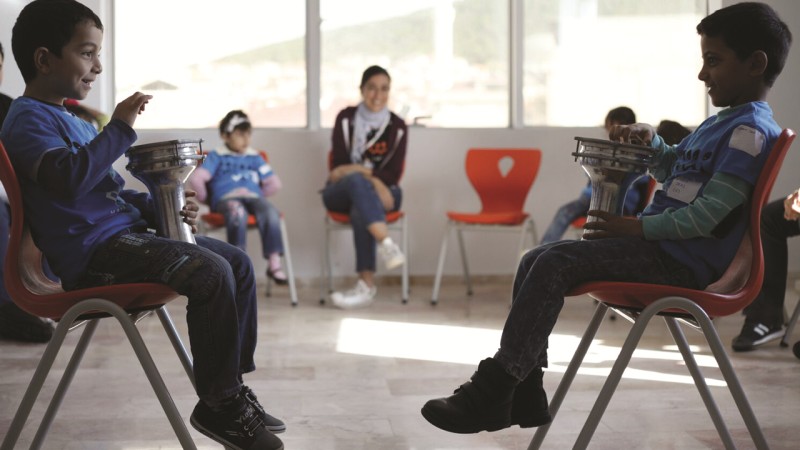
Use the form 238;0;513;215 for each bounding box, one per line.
749;50;768;78
33;47;53;75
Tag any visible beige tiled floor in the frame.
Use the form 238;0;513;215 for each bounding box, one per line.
1;278;798;449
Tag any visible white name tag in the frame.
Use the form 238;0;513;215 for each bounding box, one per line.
729;125;764;157
667;177;702;204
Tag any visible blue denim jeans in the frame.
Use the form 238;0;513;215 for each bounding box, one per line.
743;199;800;326
540;195;591;245
322;173;402;272
214;197;284;258
68;233;257;404
493;237;699;381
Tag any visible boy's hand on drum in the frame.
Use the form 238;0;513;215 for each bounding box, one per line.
582;210;644;239
181;190;200;234
609;123;656;146
111;92;153;128
783;189;800;221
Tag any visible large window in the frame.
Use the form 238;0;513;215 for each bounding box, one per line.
113;0;306;129
523;0;707;126
320;0;509;128
113;0;707;129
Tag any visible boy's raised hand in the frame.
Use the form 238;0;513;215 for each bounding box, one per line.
111;91;153;128
608;123;656;145
582;210;644;239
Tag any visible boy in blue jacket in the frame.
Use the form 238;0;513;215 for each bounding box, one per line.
422;2;792;435
0;1;284;448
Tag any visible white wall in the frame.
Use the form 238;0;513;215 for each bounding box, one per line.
3;0;800;286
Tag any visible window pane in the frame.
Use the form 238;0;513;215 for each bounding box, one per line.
114;1;305;129
524;0;707;126
320;0;509;128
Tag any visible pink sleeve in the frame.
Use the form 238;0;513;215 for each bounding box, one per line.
261;173;282;197
188;167;212;203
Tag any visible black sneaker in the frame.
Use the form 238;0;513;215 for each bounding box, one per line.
190;398;284;450
0;303;55;343
731;322;784;352
241;385;286;434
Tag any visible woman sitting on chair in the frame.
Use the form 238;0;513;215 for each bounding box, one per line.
322;65;408;309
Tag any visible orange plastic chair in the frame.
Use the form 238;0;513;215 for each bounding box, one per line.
198;150;298;306
320;151;409;304
0;141;197;449
431;148;541;304
530;129;795;450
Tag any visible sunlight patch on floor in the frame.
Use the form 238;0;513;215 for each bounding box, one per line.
336;318;726;386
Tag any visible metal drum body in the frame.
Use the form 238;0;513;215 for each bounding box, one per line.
126;139;205;243
572;136;655;237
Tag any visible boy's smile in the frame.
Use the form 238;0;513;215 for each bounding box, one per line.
698;34;767;108
34;21;103;104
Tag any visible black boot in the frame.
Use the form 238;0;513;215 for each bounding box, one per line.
421;358;519;434
510;368;552;428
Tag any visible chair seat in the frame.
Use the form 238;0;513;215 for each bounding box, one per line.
15;283;179;321
201;212;257;228
446;210;529;225
327;210;404;225
567;281;746;318
570;216;587;228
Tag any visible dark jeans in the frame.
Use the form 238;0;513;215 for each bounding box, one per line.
743;199;800;326
215;197;284;258
69;233;257;404
322;173;402;272
494;237;699;381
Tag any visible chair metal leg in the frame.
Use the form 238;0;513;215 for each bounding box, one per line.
529;302;608;450
156;306;196;390
320;217;332;304
573;299;663;449
781;297;800;347
664;317;734;449
280;216;299;306
456;227;473;295
31;319;100;449
400;215;409;304
685;302;769;449
431;221;451;305
1;316;94;450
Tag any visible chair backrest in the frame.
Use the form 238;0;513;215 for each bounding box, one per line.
465;148;541;214
0;140;178;319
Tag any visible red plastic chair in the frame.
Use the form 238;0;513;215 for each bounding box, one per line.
431;148;541;304
321;151;409;304
0;140;197;449
530;129;795;450
197;150;298;305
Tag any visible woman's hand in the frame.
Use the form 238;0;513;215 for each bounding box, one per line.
370;177;395;211
181;190;200;234
329;164;371;183
582;210;644;239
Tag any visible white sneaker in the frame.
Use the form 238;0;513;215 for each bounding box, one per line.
331;280;377;309
378;237;405;270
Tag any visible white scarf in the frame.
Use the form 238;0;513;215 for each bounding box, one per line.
351;102;390;164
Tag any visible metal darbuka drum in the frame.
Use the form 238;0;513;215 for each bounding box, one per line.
126;139;205;244
572;136;656;237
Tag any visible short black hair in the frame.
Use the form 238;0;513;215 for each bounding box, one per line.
219;110;252;136
360;65;391;89
605;106;636;127
656;120;691;146
697;2;792;87
12;0;103;83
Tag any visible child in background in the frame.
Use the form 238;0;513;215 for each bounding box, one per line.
189;110;288;285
